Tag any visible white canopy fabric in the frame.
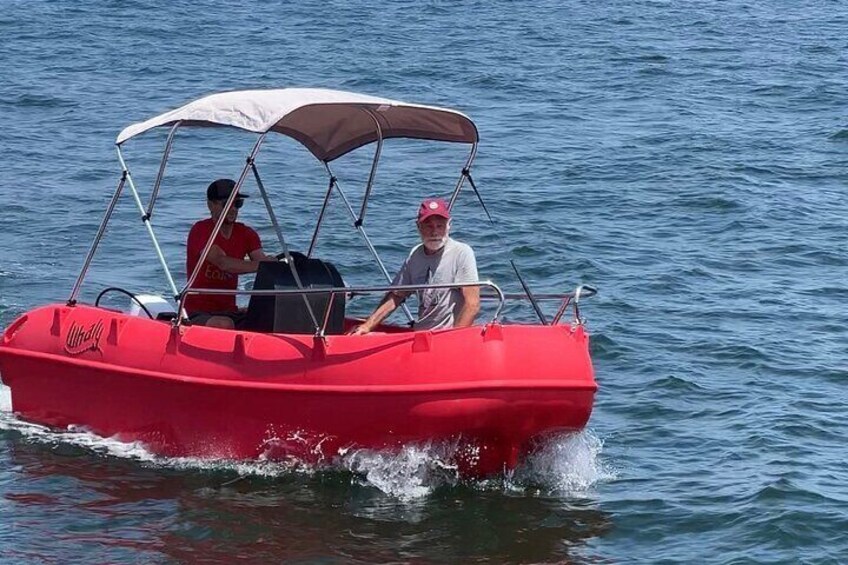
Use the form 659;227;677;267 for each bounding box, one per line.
116;88;478;161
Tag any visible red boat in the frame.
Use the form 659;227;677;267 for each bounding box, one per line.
0;89;597;476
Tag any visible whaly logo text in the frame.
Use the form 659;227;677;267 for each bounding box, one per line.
64;320;105;355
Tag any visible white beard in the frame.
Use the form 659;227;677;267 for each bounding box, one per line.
423;237;447;252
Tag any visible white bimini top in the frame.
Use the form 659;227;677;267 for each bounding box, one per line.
116;88;479;162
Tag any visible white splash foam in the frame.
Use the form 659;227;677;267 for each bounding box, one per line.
339;431;614;500
0;381;314;477
512;430;616;495
0;381;11;413
258;427;338;468
341;441;464;500
0;411;314;478
0;409;158;463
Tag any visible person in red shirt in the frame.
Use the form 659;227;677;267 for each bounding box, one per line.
185;179;275;328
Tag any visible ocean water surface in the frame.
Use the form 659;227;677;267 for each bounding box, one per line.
1;1;847;563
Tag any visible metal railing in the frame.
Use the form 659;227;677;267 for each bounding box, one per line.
175;281;597;336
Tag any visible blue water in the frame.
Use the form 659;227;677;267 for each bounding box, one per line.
2;1;847;562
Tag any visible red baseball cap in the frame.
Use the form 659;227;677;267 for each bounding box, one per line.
417;198;451;222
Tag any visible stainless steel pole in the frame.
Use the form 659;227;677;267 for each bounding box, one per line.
250;161;321;332
117;147;180;301
307;174;335;258
67;172;127;305
357;108;384;224
448;142;478;210
324;163;415;324
251;162;289;255
182;135;267;295
146;121;181;219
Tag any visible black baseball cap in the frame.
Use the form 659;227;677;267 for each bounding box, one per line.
206;179;250;201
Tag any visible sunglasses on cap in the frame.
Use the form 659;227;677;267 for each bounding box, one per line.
215;198;245;209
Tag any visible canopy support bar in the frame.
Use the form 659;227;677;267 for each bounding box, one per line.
182;135;266;301
251;161;322;334
180;136;320;334
146;121;181;220
357;108;384;225
324;162;415;324
462;168;548;325
251;162;290;257
447;142;478;210
307;173;335;258
67;172;127;306
118;147;180;302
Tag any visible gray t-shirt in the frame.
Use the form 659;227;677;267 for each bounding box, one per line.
392;237;479;330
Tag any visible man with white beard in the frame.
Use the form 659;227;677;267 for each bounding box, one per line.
350;198;480;334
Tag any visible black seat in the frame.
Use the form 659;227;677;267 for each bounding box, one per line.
243;252;346;335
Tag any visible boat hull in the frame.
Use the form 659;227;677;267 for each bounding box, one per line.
0;304;596;476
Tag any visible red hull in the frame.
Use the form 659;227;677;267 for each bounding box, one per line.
0;304;596;476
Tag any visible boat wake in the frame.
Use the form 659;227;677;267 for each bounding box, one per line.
340;431;615;499
0;382;613;500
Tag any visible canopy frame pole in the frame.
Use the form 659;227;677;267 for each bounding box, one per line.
460;163;549;325
67;172;127;306
251;161;290;257
146;121;181;219
447;142;478;210
356;108;384;225
323;162;415;324
182;135;266;300
181;135;320;334
307;174;336;258
117;146;180;302
250;160;322;334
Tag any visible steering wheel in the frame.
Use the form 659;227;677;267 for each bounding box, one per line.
94;287;155;319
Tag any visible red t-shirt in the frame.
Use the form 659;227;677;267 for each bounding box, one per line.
185;218;262;315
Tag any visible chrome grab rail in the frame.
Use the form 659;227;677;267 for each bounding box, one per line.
550;284;598;326
176;280;505;336
175;280;597;334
